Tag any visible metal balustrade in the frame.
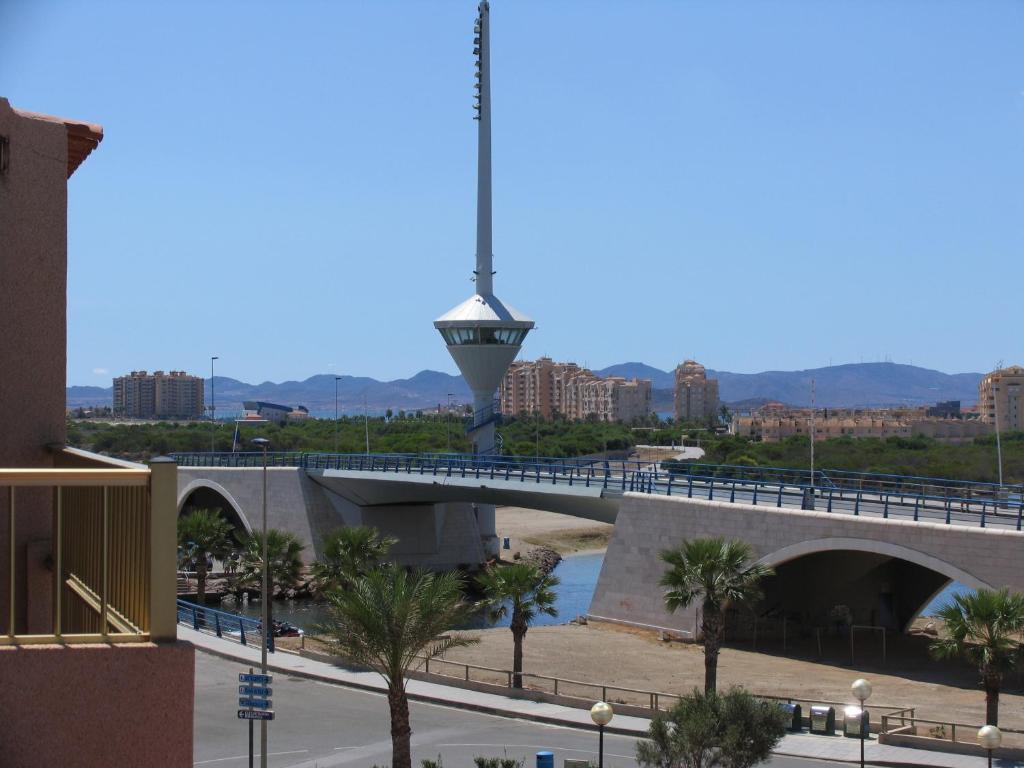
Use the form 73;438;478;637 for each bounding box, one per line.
176;599;270;650
170;451;1024;530
0;458;179;645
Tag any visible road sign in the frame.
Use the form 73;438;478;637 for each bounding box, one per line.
239;673;273;684
238;685;273;697
238;709;275;721
238;697;272;710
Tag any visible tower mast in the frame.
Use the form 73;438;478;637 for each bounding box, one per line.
474;1;493;295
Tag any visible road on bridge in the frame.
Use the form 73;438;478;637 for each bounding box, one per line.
194;649;852;768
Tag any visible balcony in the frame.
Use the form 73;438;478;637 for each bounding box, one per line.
0;449;177;645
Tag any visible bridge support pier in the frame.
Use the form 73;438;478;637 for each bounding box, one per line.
475;502;499;558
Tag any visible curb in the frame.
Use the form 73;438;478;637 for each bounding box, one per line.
192;642;970;768
193;644;642;738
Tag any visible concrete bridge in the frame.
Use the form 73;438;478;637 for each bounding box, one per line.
172;452;1024;635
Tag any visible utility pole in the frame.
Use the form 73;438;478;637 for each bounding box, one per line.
210;356;219;453
334;376;342;454
810;378;816;485
364;394;370;455
446;393;454;452
992;363;1004;494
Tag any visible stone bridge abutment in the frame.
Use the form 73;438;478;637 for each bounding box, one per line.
589;493;1023;637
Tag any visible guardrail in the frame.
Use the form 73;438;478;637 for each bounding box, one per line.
171;451;1024;530
176;599;272;651
880;709;1024;749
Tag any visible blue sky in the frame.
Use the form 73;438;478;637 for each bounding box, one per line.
3;1;1021;386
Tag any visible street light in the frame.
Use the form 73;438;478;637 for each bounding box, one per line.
590;701;614;768
250;436;271;768
446;393;454;452
363;394;370;455
851;678;872;768
210;356;219;453
334;377;343;454
978;724;1001;768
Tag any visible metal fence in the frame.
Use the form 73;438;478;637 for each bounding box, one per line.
170;452;1024;530
176;599;271;650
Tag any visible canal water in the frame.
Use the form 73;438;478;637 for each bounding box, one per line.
231;550;606;632
228;550;968;631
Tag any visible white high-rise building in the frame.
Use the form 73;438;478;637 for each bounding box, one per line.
434;1;534;555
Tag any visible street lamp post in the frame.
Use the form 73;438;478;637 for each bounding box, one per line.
851;678;872;768
334;377;342;454
251;436;271;768
978;725;1001;768
590;701;614;768
210;356;219;453
446;393;454;452
363;394;370;455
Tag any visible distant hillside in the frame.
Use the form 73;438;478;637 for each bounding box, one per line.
601;362;982;408
67;362;985;414
594;362;675;389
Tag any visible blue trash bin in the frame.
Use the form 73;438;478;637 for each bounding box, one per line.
536;751;554;768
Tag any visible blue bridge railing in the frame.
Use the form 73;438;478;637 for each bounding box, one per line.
177;599;273;652
169;452;1024;530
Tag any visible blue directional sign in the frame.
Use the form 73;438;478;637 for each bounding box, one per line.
239;673;273;685
239;685;272;697
238;709;275;721
239;697;272;710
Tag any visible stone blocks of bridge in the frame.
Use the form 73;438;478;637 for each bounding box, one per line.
588;493;1024;638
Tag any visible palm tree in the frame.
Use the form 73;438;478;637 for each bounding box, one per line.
477;562;559;689
660;538;772;694
320;565;476;768
311;525;396;593
236;528;305;633
930;588;1024;725
177;508;234;604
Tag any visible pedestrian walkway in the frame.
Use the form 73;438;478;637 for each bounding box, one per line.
181;627;1017;767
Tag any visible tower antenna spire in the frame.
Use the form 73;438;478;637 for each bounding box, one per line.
473;1;493;295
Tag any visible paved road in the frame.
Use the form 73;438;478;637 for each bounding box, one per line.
195;650;847;768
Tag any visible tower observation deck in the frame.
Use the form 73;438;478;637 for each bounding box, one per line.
434;1;534;555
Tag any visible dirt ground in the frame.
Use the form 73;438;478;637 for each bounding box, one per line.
494;505;613;556
480;508;1023;732
447;621;1024;732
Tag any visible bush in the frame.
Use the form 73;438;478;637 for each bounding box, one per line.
636;688;786;768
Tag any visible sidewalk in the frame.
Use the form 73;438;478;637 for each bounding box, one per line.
181;627;1015;767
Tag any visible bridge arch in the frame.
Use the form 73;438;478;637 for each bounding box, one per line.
754;537;993;634
177;479;253;536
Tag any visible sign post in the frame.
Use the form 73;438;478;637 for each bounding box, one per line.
238;667;274;766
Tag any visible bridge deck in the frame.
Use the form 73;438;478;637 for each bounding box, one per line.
171;452;1024;530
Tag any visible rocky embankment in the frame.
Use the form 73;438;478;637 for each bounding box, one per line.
519;546;561;576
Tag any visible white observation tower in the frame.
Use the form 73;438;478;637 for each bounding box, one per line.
435;1;534;556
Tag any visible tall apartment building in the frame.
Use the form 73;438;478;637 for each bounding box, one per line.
978;365;1024;432
113;370;205;419
674;359;720;423
499;357;651;423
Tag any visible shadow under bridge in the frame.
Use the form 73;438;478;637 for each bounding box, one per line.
306;468;620;523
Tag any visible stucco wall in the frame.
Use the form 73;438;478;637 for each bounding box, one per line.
0;99;74;632
589;493;1024;635
0;641;194;767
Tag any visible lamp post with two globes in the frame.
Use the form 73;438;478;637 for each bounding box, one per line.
590;701;614;768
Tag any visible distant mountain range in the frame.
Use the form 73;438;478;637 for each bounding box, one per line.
67;362;985;414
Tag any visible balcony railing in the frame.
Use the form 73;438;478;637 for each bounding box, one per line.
0;454;178;645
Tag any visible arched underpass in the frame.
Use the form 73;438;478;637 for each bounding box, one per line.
756;549;953;635
177;481;252;536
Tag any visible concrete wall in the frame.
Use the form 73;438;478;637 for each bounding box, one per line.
589;493;1024;635
0;641;194;767
177;469;486;569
